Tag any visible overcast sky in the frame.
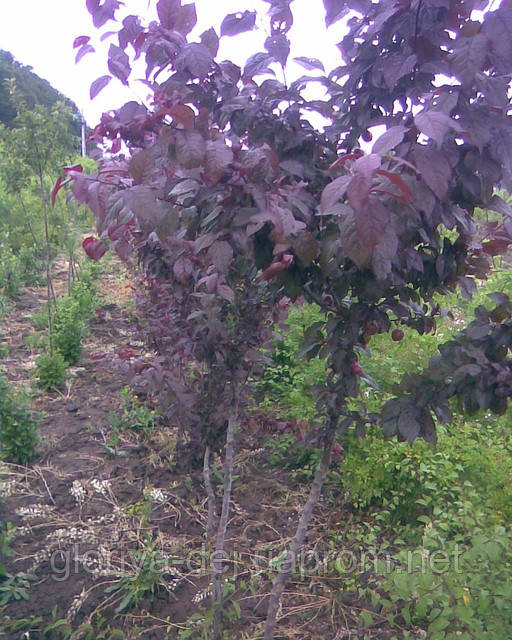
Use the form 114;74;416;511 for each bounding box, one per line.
0;0;342;126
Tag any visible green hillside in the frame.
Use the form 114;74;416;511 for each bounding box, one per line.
0;50;82;136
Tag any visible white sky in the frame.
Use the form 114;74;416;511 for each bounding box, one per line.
0;0;343;126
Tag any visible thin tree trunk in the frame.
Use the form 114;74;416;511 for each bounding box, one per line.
263;415;338;640
17;193;38;247
203;445;217;540
213;391;239;639
68;254;73;296
39;173;54;355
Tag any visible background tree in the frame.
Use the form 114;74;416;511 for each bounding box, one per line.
1;93;79;351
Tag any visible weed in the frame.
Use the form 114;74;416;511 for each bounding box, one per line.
104;537;177;613
109;387;159;433
0;571;36;605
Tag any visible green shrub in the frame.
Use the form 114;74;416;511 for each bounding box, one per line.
34;352;67;391
16;246;45;287
0;376;38;464
265;433;320;479
258;304;326;421
71;278;98;320
376;510;512;640
30;303;50;331
0;253;21;300
53;297;87;365
79;258;103;286
339;420;512;541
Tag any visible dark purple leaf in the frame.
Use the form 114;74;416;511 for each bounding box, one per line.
414;110;463;146
83;236;107;261
73;35;90;48
320;175;352;212
175;43;213;79
448;34;488;86
114;239;133;261
488;195;512;218
354;154;381;179
107;44;130;85
86;0;100;12
398;407;421;444
169;103;196;131
293;56;325;72
347;174;371;214
208;241;233;273
175;130;206;169
174;3;197;35
204;139;234;183
129;149;156;185
156;0;180;29
244;52;275;79
292;232;319;266
264;34;290;66
217;284;235;302
323;0;353;27
220;11;256;37
75;44;95;64
173;255;194;284
118;15;142;49
383;54;416;91
90;75;112;100
481;8;512;74
413;146;451;199
372;125;407;154
201;27;219;57
91;0;121;28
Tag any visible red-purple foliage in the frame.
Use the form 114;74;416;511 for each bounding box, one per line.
63;1;512;634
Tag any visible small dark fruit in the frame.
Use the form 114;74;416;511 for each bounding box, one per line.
392;328;405;342
365;320;379;336
351;361;363;376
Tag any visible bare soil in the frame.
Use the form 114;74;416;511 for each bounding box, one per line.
0;260;395;640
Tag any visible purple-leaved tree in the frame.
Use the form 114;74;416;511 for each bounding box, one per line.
54;0;512;636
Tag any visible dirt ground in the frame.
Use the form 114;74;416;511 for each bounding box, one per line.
0;259;395;640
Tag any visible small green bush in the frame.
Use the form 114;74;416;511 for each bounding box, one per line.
258;304;326;421
79;259;103;286
376;511;512;640
54;297;87;365
17;246;45;287
0;376;38;464
265;433;320;479
34;352;67;391
30;303;50;331
0;253;21;300
109;387;159;433
71;279;98;320
339;420;512;540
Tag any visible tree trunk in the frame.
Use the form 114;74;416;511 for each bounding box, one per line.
39;173;54;355
17;193;38;247
203;445;217;540
263;415;338;640
213;392;238;639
